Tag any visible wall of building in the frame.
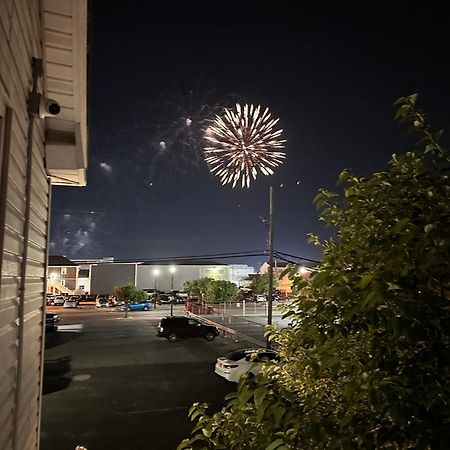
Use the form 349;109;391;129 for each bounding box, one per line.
137;265;199;292
91;263;136;295
76;277;90;294
135;264;229;292
0;2;49;449
228;264;255;287
88;263;244;295
199;265;229;281
48;266;77;291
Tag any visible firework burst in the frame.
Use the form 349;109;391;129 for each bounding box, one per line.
204;103;286;188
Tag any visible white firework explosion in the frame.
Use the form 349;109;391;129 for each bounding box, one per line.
204;103;286;188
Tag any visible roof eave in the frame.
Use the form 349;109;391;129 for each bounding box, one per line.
41;0;88;187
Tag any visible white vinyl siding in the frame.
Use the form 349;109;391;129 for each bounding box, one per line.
0;1;50;450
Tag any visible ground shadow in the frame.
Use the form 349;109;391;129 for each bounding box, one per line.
43;355;72;395
45;330;84;349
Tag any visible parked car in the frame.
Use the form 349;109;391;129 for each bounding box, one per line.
215;348;279;382
273;290;289;302
157;294;173;305
46;295;55;306
156;316;220;342
238;290;255;302
63;298;78;308
126;300;153;311
45;313;61;332
95;297;110;308
51;296;66;306
255;294;267;302
173;291;189;303
78;294;96;303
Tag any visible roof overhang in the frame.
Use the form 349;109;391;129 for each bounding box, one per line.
41;0;88;186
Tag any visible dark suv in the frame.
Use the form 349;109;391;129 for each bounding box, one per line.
46;313;60;332
157;316;220;343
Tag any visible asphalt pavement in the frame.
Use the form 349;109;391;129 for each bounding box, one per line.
40;305;247;450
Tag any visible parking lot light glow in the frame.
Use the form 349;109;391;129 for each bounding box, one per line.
299;266;309;275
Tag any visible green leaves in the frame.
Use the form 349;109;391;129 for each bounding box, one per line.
250;273;279;295
265;438;286;450
113;284;148;302
180;95;450;450
359;274;374;289
391;217;410;233
183;278;239;303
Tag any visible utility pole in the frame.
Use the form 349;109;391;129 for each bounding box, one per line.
267;185;274;349
170;266;176;316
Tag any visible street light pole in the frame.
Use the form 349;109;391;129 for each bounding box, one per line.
267;185;274;349
169;266;176;316
153;269;159;309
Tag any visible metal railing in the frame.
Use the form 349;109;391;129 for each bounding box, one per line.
185;311;237;340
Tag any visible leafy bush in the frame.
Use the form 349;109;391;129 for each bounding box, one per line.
179;95;450;450
113;284;148;303
183;278;238;303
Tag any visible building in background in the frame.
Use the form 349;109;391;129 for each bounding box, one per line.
259;260;316;293
76;266;91;294
67;258;255;295
47;255;78;294
228;264;256;287
135;261;231;293
0;1;88;448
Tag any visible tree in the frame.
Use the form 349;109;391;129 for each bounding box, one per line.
206;280;238;303
178;95;450;450
183;278;239;303
250;273;279;295
183;278;214;301
113;284;148;303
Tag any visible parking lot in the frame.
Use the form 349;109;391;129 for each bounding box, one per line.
41;305;246;450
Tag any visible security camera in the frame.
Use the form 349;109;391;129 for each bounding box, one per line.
39;95;60;118
28;91;61;118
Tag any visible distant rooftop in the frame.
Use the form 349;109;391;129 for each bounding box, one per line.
71;257;248;267
139;259;227;266
48;255;78;266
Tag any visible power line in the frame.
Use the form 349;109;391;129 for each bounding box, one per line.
274;250;320;264
112;250;268;264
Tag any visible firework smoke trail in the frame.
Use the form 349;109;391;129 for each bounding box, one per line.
50;210;104;257
204;103;286;188
149;81;237;175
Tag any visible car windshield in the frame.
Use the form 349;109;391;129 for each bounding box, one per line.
250;351;279;362
226;349;279;362
226;350;247;362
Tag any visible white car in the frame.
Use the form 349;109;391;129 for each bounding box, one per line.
215;348;279;382
63;299;78;308
52;296;66;306
255;294;267;302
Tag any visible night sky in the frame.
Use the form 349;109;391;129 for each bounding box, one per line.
50;1;450;270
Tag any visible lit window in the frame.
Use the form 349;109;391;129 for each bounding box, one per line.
61;267;67;275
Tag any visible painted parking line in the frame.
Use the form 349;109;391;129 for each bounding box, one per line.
58;324;84;332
